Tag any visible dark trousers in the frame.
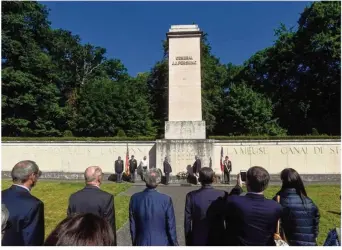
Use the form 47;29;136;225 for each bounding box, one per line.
224;171;230;184
116;172;123;183
130;170;136;183
165;173;170;185
141;167;147;181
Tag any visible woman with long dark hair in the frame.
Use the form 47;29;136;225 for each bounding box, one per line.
273;168;320;246
44;213;115;246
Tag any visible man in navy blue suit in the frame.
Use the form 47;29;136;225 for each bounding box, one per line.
1;160;45;246
67;166;117;245
224;166;282;246
129;168;178;246
184;167;228;246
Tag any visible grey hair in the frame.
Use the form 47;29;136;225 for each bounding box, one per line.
1;204;9;232
145;168;161;188
11;160;41;183
84;167;102;183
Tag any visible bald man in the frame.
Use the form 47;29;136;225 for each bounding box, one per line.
1;160;44;246
67;166;117;245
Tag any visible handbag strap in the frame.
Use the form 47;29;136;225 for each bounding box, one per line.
276;195;280;234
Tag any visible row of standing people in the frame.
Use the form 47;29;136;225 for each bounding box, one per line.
114;155;203;185
1;161;117;246
1;160;338;246
129;166;321;246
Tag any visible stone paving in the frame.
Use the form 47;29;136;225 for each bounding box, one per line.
116;185;232;246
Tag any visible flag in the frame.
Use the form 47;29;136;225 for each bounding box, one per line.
220;146;224;172
125;144;129;175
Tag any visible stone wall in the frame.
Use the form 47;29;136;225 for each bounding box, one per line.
211;140;341;175
1;142;155;173
1;140;340;178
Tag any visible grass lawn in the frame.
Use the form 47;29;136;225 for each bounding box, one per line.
264;185;341;246
1;180;131;239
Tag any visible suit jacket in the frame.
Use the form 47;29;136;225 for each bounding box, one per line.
115;160;124;173
224;160;232;173
225;193;282;246
163;161;172;174
192;159;201;174
184;185;228;246
67;185;117;245
1;185;45;246
129;188;178;246
129;159;138;172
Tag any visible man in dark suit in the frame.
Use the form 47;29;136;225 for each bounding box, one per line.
184;167;228;246
223;156;232;184
67;166;117;245
163;157;172;185
1;160;45;246
192;156;202;184
224;166;282;246
114;156;124;183
129;169;178;246
129;155;138;183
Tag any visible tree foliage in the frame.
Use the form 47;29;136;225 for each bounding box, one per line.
1;1;340;137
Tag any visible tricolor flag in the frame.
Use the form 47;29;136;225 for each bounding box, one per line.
125;144;129;175
220;146;224;172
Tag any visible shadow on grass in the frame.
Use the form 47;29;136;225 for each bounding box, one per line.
327;211;341;216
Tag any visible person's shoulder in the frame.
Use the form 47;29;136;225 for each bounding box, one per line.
131;190;144;200
30;194;44;206
264;197;282;209
212;188;228;197
156;191;172;201
98;188;114;198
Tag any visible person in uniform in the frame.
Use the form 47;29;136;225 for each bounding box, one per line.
163;157;172;185
114;156;124;183
129;155;138;183
223;156;232;184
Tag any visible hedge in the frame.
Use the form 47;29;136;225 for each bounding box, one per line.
1;135;340;142
1;136;156;142
209;135;341;140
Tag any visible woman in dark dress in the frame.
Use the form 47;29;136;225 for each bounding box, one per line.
274;168;320;246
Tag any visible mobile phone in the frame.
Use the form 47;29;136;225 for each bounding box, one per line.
240;170;247;182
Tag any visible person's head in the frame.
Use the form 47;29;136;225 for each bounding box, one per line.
118;156;121;161
225;156;229;160
280;168;307;197
144;169;161;189
143;156;147;160
84;166;103;186
198;167;214;185
165;156;168;162
1;204;9;240
44;213;115;246
195;155;198;160
131;155;134;159
11;160;42;189
246;166;270;193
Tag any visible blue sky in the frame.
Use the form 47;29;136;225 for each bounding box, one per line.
42;1;311;76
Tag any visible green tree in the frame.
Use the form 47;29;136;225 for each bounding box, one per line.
224;83;286;136
2;1;64;136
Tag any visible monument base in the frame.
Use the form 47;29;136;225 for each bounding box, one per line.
165;121;206;139
156;139;214;174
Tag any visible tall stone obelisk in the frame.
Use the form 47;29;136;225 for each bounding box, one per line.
156;25;214;179
165;25;206;139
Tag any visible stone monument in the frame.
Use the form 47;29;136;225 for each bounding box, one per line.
156;25;214;177
165;25;206;139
